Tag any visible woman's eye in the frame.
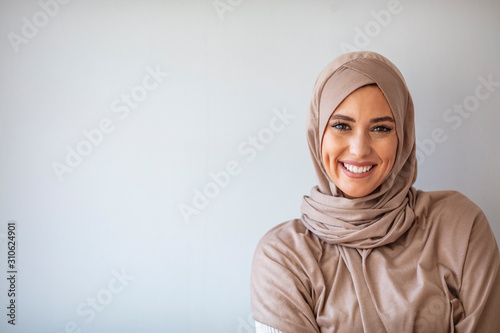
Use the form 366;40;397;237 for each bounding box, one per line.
331;122;350;131
372;125;392;133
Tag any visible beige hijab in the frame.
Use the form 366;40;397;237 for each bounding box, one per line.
301;51;417;249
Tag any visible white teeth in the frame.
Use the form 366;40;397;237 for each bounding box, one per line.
343;163;373;173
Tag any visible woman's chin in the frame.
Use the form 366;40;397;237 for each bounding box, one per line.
338;185;375;199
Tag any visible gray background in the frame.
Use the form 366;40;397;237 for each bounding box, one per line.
1;0;499;332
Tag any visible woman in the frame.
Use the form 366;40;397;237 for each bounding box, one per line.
250;51;500;332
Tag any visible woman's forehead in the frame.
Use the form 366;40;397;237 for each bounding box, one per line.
326;86;398;131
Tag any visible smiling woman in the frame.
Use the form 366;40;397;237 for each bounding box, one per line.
250;51;500;332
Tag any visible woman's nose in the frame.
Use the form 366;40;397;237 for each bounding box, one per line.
349;132;371;158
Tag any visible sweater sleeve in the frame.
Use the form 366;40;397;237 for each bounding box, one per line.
250;222;321;333
454;211;500;332
255;321;284;333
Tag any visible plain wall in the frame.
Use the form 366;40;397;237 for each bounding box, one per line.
1;0;499;332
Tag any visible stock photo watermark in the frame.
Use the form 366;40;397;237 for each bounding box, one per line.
416;74;499;165
5;221;17;326
57;268;135;333
7;0;73;53
339;0;403;53
213;0;244;21
51;65;168;182
179;107;296;224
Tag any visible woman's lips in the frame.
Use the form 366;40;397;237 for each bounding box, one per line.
340;161;377;179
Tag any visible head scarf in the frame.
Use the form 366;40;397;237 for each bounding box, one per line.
301;51;417;249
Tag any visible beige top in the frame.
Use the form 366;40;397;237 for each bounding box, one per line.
251;52;500;332
251;190;500;332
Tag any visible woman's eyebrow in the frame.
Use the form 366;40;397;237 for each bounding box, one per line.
329;114;395;123
370;116;395;123
329;114;355;121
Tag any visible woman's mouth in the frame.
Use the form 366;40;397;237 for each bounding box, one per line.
342;163;373;173
340;162;376;178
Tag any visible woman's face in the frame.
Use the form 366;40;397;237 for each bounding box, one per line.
321;85;398;198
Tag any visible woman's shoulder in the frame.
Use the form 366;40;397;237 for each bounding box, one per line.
254;219;323;259
258;219;307;241
415;189;483;215
251;220;325;333
414;189;488;233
